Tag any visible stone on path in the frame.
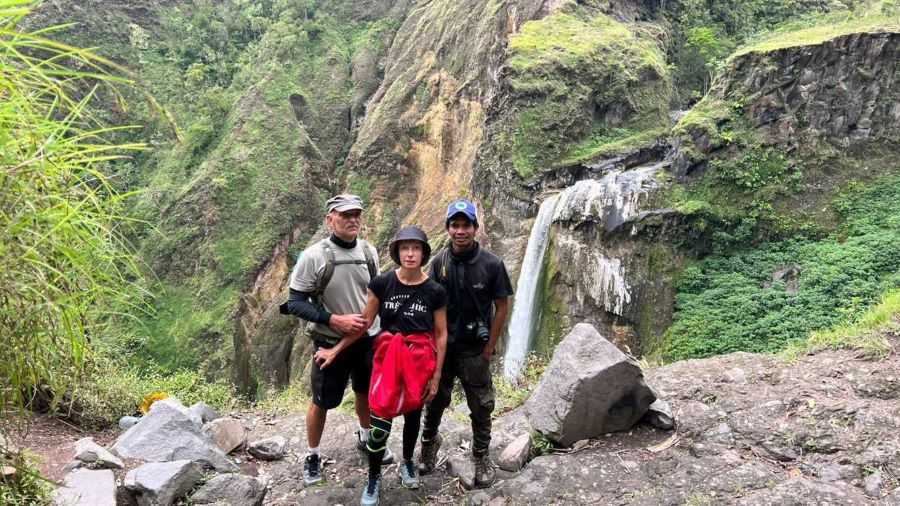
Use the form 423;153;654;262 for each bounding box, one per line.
202;418;246;454
190;473;268;505
447;453;476;490
189;401;221;424
111;397;237;471
125;460;203;506
643;399;675;430
53;469;116;506
497;433;531;472
525;323;656;446
119;416;141;430
248;436;286;461
73;437;124;469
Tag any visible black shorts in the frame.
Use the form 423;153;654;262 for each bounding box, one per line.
310;335;374;410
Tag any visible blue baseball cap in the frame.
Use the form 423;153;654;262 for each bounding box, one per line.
446;199;478;227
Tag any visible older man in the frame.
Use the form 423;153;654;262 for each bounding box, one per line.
280;194;392;485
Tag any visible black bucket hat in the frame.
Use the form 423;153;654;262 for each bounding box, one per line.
389;226;431;266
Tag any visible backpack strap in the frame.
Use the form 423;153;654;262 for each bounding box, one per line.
313;239;377;301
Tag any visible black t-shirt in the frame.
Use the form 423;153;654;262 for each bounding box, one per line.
368;271;448;334
429;243;514;349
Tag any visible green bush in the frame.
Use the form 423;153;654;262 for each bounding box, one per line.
65;348;239;428
0;452;52;506
663;175;900;361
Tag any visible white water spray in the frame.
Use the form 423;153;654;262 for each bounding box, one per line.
503;194;560;381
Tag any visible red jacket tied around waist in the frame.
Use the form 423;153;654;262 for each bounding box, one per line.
369;331;437;419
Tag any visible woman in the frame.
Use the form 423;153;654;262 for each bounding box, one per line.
359;226;447;506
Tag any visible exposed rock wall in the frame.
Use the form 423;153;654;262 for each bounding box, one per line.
673;31;900;177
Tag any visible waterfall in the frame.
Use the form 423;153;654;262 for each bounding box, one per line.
503;194;560;381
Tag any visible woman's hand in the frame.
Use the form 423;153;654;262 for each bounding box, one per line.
424;373;441;403
314;347;338;369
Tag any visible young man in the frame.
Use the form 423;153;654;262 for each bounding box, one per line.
280;194;392;486
419;198;513;488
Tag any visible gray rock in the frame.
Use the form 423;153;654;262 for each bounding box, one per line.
497;433;531;472
863;471;883;498
248;436;286;461
190;473;268;505
125;460;203;506
111;397;237;471
468;490;492;505
62;460;83;473
643;399;675;430
53;469;116;506
188;402;220;424
447;453;476;490
155;398;202;427
119;416;141;430
524;324;656;445
73;437;124;469
817;463;858;482
202;418;246;454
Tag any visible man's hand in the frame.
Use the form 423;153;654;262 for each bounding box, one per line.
424;373;441;403
480;345;495;362
314;347;338;369
328;313;367;335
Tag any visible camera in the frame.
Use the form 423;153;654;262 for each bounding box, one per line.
466;320;490;342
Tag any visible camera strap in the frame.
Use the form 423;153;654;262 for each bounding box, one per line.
459;263;488;325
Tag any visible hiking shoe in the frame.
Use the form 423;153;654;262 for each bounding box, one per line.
356;429;395;464
473;454;495;488
417;433;442;475
303;453;323;486
399;460;420;489
360;474;381;506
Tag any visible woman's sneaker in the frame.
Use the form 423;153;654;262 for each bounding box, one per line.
303;453;322;486
399;460;420;489
360;474;381;506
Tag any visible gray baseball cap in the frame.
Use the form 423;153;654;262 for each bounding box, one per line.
326;194;364;213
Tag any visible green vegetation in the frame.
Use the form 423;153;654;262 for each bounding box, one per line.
506;8;671;177
663;0;862;100
662;174;900;361
0;451;51;506
0;0;144;420
734;3;900;57
68;347;238;428
782;289;898;360
494;353;549;415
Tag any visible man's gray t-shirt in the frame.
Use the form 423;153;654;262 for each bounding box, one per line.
289;239;380;339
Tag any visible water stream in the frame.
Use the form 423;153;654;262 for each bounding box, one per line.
503;194;560;380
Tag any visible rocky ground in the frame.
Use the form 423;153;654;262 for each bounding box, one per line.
12;331;900;505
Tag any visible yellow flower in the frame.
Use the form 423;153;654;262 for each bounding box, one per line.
139;391;170;414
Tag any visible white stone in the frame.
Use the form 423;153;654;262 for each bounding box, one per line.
53;469;116;506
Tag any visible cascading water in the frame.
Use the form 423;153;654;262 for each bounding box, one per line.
503;161;667;380
503;194;560;381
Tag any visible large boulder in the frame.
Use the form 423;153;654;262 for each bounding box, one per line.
53;469;116;506
124;460;203;506
73;437;124;469
190;473;268;505
111;397;237;471
524;323;656;446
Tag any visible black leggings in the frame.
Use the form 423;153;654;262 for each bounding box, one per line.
366;409;422;478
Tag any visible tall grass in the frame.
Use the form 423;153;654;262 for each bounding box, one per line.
0;0;145;421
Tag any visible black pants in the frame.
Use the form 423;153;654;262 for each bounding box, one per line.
422;350;495;456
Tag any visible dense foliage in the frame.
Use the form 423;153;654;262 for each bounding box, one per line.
663;175;900;360
0;0;143;418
